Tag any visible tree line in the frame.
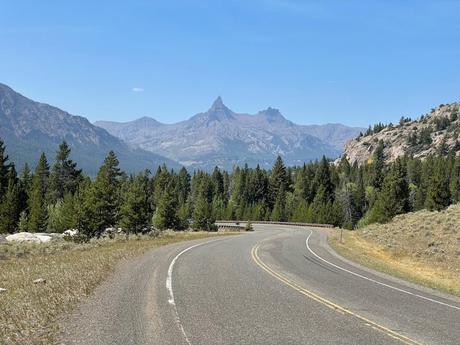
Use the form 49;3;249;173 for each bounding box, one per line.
0;139;459;237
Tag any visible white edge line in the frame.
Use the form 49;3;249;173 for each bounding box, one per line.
166;239;221;345
305;229;460;311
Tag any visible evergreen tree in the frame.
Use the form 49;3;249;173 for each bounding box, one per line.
271;184;287;221
48;141;82;202
313;156;334;203
370;140;385;189
269;156;289;208
47;194;77;232
375;159;409;221
120;176;151;233
426;158;451;211
18;163;32;215
0;139;13;197
449;157;460;203
177;167;191;205
152;181;178;230
88;151;122;236
28;153;49;232
192;179;215;230
18;211;28;232
73;179;98;238
0;179;20;233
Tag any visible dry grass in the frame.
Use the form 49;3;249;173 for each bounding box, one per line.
330;204;460;297
0;231;230;345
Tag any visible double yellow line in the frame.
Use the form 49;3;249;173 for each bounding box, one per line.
251;243;423;345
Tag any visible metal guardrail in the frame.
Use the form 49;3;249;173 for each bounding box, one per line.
215;221;334;228
216;224;247;231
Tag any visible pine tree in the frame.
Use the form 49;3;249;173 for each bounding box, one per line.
18;211;28;232
426;158;451;211
48;141;82;202
47;193;77;232
0;179;20;233
370;140;385;189
211;167;224;200
269;156;289;208
73;179;98;238
271;183;287;221
18;163;32;214
313;156;334;203
449;157;460;203
192;178;215;231
177;167;191;206
0;139;13;198
89;151;122;236
120;176;151;234
375;159;409;221
28;153;49;232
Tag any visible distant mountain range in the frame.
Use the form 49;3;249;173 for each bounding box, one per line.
0;83;179;175
0;82;363;173
95;97;363;170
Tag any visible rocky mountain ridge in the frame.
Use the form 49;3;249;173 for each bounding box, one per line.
0;83;179;175
96;97;363;170
342;102;460;164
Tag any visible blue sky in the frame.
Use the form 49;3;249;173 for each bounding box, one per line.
1;1;459;127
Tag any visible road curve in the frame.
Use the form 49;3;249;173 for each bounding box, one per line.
59;225;460;345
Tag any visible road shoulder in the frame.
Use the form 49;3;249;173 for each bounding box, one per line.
324;228;460;300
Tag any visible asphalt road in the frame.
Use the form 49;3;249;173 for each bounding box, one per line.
59;225;460;345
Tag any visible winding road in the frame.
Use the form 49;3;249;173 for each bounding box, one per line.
60;225;460;345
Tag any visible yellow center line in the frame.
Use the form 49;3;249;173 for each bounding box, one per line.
251;243;424;345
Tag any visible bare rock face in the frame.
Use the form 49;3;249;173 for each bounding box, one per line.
341;103;460;165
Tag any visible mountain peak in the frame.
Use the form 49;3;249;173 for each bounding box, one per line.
209;96;226;111
201;96;234;122
213;96;223;105
257;107;287;124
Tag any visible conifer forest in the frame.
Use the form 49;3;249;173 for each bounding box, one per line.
0;139;459;238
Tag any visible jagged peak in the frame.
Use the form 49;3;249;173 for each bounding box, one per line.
201;96;235;121
208;96;228;112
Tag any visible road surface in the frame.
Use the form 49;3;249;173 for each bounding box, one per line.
59;225;460;345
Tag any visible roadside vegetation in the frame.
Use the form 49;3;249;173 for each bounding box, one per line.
0;135;459;238
0;231;226;345
330;204;460;297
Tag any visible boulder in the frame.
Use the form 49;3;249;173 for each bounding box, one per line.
33;278;46;284
6;232;52;243
63;229;78;237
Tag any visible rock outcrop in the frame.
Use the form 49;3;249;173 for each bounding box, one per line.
342;103;460;164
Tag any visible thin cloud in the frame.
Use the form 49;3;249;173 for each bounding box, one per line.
132;87;144;92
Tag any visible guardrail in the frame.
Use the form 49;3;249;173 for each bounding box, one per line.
216;224;247;231
215;221;334;228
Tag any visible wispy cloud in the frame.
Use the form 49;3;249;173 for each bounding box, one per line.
132;87;144;92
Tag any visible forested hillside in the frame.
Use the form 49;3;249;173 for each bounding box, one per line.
1;135;459;236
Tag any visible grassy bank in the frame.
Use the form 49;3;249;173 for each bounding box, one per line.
329;204;460;297
0;231;229;345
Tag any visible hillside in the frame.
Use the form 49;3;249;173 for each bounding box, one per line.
342;103;460;164
96;97;363;170
331;203;460;296
0;83;179;175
